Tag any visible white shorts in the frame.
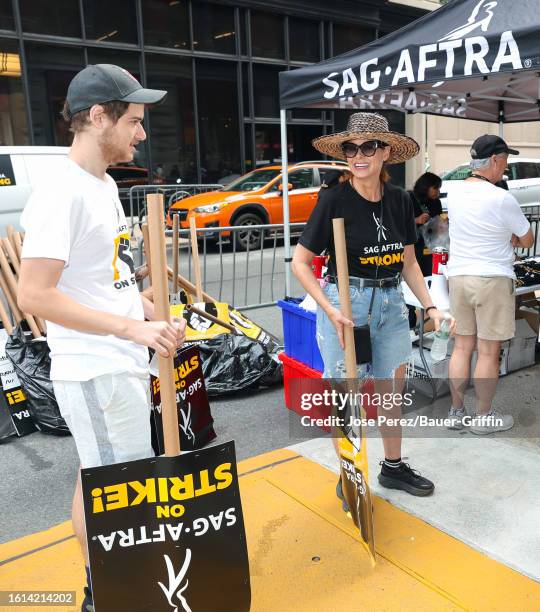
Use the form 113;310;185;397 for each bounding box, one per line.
53;372;153;469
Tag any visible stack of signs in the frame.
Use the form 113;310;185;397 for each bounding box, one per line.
82;440;251;611
0;327;36;441
150;345;216;453
171;302;279;352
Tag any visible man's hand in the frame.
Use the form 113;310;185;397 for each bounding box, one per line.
126;319;185;357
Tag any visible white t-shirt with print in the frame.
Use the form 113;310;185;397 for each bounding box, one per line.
21;158;149;381
447;181;530;278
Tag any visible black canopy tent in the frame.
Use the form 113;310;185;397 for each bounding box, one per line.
278;0;540;294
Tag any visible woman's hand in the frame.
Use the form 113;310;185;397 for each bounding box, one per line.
326;306;354;349
415;212;430;225
427;308;455;333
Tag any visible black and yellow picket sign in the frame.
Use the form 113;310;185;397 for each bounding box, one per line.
150;344;216;454
170;301;279;351
0;327;36;440
0;155;16;187
82;194;251;611
333;218;375;562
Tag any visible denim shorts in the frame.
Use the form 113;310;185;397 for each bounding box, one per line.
316;282;412;379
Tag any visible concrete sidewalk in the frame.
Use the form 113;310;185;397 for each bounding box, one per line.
2;448;539;611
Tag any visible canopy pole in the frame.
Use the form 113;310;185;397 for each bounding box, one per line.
280;108;292;297
499;121;504;137
498;101;504;137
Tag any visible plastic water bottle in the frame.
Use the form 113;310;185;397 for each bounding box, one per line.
430;316;451;362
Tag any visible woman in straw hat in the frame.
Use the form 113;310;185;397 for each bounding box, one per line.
292;112;453;504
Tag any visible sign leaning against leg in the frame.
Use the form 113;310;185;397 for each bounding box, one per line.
333;217;375;563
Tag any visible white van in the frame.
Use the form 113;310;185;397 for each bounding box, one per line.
0;146;69;232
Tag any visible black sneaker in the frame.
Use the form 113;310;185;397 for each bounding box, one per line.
81;586;94;612
335;478;350;513
377;462;434;497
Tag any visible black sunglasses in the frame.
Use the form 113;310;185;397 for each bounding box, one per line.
341;140;388;158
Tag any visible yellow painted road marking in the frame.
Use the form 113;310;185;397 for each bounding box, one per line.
1;449;539;612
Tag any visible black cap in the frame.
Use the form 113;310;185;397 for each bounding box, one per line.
66;64;167;114
470;134;519;159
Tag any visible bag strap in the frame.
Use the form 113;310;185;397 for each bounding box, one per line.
331;182;384;323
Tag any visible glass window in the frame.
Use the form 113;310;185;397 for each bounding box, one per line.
318;167;345;187
241;63;250;117
87;48;140;74
442;165;471;180
289;18;320;63
254;125;281;167
225;168;280;192
0;40;29;145
83;0;138;44
514;162;540;180
0;0;14;30
240;9;247;55
332;23;374;56
25;43;84;146
142;0;189;49
20;0;81;37
196;59;241;183
289;168;315;190
251;11;284;59
192;2;236;54
253;64;282;117
146;54;196;183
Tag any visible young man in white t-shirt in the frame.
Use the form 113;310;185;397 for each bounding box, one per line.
17;64;186;611
446;135;533;434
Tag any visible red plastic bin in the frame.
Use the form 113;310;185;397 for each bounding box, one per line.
278;352;377;428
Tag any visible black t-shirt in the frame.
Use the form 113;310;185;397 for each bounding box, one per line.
299;181;417;279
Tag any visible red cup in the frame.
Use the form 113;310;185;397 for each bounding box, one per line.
432;248;448;275
311;255;326;279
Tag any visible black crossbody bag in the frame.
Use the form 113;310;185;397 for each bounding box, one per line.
331;188;384;365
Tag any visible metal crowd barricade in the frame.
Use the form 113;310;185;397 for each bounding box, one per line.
122;183;224;230
165;223;306;311
134;222;306;311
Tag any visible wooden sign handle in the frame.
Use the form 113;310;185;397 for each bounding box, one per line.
172;214;179;295
189;217;204;303
147;194;180;456
332;218;357;380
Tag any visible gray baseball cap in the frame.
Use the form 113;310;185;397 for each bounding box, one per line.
66;64;167;114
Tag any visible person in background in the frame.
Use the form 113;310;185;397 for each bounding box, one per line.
407;172;444;328
446;134;533;434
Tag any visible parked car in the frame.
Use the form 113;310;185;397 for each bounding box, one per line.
440;157;540;208
0;146;69;233
166;161;348;250
0;146;156;228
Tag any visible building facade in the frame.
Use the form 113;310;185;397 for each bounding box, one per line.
0;0;427;185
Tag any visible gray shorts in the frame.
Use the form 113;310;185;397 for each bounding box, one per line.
53;372;153;469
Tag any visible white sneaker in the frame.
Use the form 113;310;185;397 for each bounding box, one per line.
447;407;466;430
469;411;514;435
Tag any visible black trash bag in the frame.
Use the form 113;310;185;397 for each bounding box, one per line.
5;326;70;435
196;333;282;396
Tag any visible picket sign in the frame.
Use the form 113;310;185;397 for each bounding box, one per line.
333;218;376;563
81;194;251;612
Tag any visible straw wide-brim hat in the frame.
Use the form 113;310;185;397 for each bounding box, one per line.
312;112;419;164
